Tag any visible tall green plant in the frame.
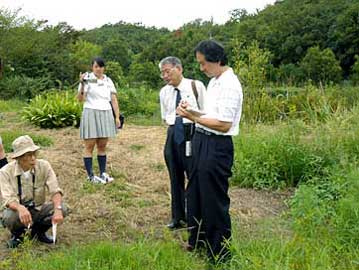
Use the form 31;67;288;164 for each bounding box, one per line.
22;90;82;128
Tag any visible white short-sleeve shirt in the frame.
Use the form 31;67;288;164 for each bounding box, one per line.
198;68;243;136
159;77;206;125
78;72;117;111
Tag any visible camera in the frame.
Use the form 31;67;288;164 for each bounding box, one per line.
22;200;35;209
82;72;97;83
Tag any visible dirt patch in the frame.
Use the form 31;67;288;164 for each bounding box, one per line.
0;115;291;258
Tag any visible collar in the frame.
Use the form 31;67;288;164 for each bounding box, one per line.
171;77;187;92
214;67;233;82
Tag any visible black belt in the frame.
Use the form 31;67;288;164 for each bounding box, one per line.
195;127;217;136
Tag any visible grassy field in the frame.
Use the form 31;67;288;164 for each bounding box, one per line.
0;95;358;269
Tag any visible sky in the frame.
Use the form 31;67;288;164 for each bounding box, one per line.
0;0;276;30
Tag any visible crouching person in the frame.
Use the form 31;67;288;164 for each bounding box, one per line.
0;135;68;248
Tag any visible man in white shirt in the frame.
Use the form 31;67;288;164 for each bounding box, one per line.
177;40;243;262
159;56;206;230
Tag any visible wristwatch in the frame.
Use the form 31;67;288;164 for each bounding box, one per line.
55;205;63;211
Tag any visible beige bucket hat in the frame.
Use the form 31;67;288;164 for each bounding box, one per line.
11;135;40;158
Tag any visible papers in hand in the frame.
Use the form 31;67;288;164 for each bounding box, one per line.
185;108;205;117
52;223;57;244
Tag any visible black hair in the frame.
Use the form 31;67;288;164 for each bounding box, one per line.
92;57;106;67
194;40;228;66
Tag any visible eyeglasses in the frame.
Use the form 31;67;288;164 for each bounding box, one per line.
160;67;175;78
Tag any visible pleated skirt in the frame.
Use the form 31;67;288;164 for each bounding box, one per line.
80;108;117;139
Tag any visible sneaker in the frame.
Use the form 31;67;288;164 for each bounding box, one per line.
100;172;114;183
87;175;106;184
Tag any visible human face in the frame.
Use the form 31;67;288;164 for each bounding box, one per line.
196;52;221;78
92;62;105;78
18;151;38;171
160;64;183;87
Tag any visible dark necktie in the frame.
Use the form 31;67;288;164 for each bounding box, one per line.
174;88;184;144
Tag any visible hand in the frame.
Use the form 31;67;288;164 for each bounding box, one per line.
52;209;64;225
115;117;121;129
79;72;86;83
18;206;32;227
176;105;194;120
180;100;189;109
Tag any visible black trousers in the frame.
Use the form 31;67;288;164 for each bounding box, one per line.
164;125;192;222
187;131;233;260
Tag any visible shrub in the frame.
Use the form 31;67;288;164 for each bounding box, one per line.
22;90;82;128
118;87;159;117
0;75;53;100
300;46;342;84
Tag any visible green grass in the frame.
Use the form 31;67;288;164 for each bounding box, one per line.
232;105;359;188
1;237;206;270
126;113;162;126
1;130;53;152
0;99;27;113
129;144;145;151
3;215;359;270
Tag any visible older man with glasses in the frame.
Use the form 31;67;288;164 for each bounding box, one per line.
159;56;206;230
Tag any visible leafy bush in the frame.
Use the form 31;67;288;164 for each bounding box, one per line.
300;46;342;84
22;90;82;128
118;87;159;117
0;75;53;100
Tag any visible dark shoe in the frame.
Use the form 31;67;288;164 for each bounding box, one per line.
167;220;187;230
6;235;23;249
34;232;54;244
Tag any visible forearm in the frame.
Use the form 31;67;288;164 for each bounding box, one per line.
8;201;26;212
177;103;232;133
194;116;232;133
77;84;85;102
51;192;63;208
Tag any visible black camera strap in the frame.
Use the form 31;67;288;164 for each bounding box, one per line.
17;174;35;205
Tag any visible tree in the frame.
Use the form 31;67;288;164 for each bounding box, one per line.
105;61;126;87
300;46;342;84
128;61;161;89
233;41;272;89
69;40;102;79
102;38;132;72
